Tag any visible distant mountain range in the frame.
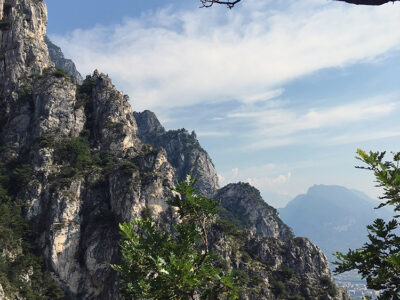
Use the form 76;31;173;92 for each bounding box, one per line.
279;185;393;261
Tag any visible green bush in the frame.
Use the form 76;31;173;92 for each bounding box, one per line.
271;280;288;297
276;264;294;280
214;217;239;235
320;275;337;297
219;206;252;230
10;164;32;194
37;134;56;148
54;136;92;169
112;176;239;299
233;269;250;286
249;273;263;287
119;160;138;175
53;68;69;78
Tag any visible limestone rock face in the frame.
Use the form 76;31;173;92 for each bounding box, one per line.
0;284;5;299
134;110;219;197
13;71;176;298
45;36;83;84
88;71;141;157
134;110;165;136
0;0;53;95
2;73;85;152
0;2;175;297
216;182;294;240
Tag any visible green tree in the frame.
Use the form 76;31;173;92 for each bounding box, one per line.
112;176;238;300
334;149;400;299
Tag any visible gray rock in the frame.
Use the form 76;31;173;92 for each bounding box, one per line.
0;283;5;299
133;110;165;136
216;182;294;240
0;0;53;96
134;110;219;197
45;36;83;84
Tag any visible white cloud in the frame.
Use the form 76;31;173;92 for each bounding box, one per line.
327;130;400;145
241;88;284;103
52;0;400;111
218;165;289;190
247;172;292;189
228;96;399;149
197;131;231;137
218;166;293;207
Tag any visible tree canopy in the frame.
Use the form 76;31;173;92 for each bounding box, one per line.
112;176;239;300
333;150;400;299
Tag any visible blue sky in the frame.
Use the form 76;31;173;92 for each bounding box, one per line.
46;0;400;207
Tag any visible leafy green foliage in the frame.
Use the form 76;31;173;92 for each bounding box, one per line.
75;75;96;109
53;136;92;170
10;164;32;194
334;149;400;299
271;280;288;297
41;67;74;82
112;176;239;299
218;207;252;230
319;275;337;297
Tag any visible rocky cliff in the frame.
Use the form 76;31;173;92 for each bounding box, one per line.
45;36;83;84
216;182;294;240
0;0;349;299
134;110;219;198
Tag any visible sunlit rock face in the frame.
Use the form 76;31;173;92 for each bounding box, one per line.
134;110;219;198
0;0;53;95
0;0;350;299
216;182;294;240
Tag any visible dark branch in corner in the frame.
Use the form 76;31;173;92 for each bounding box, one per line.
335;0;398;4
200;0;399;8
200;0;242;9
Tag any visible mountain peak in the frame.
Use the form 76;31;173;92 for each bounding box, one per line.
0;0;53;94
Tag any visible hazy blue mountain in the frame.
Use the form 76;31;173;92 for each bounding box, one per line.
279;185;393;261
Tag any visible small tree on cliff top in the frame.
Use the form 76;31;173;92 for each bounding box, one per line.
334;150;400;299
112;176;238;300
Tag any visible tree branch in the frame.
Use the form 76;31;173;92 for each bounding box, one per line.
200;0;399;8
335;0;398;4
200;0;241;9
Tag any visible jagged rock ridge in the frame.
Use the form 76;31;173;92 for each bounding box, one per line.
0;0;350;299
134;110;219;198
45;36;83;84
216;182;294;240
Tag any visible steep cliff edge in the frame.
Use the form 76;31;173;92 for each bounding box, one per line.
0;0;349;299
216;182;294;240
45;36;83;84
134;110;219;198
0;1;175;298
0;0;53;96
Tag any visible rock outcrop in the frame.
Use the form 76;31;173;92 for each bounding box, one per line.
0;0;53;96
0;0;350;299
0;1;174;298
45;36;83;84
134;110;219;198
216;182;294;240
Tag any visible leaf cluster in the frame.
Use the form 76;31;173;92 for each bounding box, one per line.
112;176;238;299
334;150;400;299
